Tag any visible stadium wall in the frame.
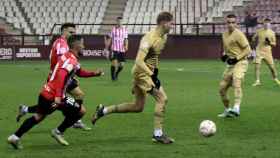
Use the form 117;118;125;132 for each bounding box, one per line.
1;35;280;60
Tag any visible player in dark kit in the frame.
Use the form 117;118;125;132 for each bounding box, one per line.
7;35;104;149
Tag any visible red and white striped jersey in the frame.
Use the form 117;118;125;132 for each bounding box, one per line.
49;36;69;72
41;51;80;100
109;26;128;52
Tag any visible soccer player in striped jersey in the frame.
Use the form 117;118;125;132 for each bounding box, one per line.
104;17;128;81
8;35;104;149
16;23;91;130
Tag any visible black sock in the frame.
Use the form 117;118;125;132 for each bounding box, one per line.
57;115;82;133
111;66;116;80
27;105;39;113
116;66;123;79
15;116;38;138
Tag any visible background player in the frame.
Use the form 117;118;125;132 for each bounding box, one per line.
91;12;174;144
219;14;251;117
104;17;128;81
8;35;104;149
251;18;280;86
16;23;91;130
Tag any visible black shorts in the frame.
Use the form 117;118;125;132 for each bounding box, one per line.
36;95;56;115
66;78;79;92
36;95;81;116
110;51;126;62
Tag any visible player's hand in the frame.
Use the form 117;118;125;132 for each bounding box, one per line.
151;68;161;89
95;69;105;76
265;37;271;45
227;58;238;65
102;49;110;59
221;54;229;62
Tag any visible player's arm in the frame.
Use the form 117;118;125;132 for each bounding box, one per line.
124;38;128;52
236;34;251;60
124;30;129;52
76;68;104;78
53;68;69;104
269;32;276;47
104;34;112;50
135;37;153;76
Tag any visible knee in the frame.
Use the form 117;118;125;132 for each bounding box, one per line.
73;91;85;99
79;106;86;116
133;103;144;113
34;114;45;122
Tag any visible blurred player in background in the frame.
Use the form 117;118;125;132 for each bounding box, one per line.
104;17;128;81
251;18;280;86
16;23;91;130
92;12;174;144
219;14;251;117
8;35;104;149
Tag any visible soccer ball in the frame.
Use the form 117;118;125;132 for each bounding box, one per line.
199;120;216;137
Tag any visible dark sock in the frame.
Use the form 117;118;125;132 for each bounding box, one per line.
111;66;116;80
116;66;123;79
27;105;39;113
57;115;82;133
15;116;38;138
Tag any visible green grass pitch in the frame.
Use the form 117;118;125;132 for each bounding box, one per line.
0;59;280;158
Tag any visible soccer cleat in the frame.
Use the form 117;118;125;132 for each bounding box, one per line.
91;104;105;125
228;108;240;117
274;79;280;85
152;134;174;144
16;105;28;122
252;81;261;86
217;109;234;118
72;120;92;131
7;134;23;149
51;129;69;146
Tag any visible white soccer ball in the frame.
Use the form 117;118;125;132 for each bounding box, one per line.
199;120;216;137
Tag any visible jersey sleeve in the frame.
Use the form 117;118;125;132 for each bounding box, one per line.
236;32;249;49
138;35;152;54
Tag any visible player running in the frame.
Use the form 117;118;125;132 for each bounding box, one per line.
91;12;175;144
16;23;91;130
7;35;104;149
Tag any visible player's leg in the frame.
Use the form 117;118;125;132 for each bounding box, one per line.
16;104;39;122
8;95;51;149
110;52;118;81
229;61;248;116
115;53;125;79
68;85;91;131
150;86;174;144
52;98;86;146
252;53;262;86
91;85;146;125
218;69;233;117
264;54;280;85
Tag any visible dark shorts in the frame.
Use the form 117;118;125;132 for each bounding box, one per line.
66;78;79;92
36;95;81;116
110;51;126;62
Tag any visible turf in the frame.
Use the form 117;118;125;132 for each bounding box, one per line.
0;59;280;158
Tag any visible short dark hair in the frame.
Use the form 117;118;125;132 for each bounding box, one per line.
67;35;82;49
264;18;271;22
61;23;76;32
156;12;173;24
117;17;123;20
226;14;236;18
